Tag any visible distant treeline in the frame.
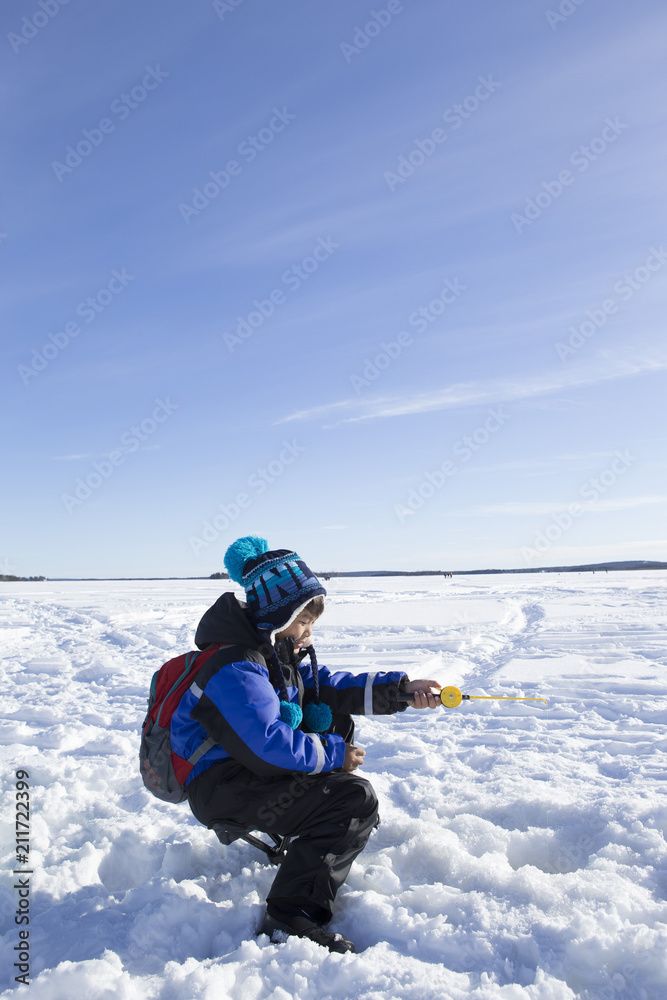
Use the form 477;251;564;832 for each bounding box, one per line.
447;560;667;575
0;575;46;582
219;560;667;579
27;562;667;584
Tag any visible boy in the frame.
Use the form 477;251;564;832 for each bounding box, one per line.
171;536;440;953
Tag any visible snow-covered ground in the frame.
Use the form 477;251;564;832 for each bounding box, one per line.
1;572;666;999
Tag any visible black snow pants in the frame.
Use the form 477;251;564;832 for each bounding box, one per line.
186;715;379;923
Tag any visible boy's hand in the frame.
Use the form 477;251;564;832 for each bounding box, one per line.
402;679;441;709
343;743;366;772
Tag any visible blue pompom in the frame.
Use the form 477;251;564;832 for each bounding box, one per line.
279;701;303;730
303;701;333;733
224;536;269;584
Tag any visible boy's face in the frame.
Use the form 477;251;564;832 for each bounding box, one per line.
276;610;317;651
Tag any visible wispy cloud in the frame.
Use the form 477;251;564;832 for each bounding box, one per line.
452;496;667;517
277;355;667;426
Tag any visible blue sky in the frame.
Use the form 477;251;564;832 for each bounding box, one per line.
2;0;666;577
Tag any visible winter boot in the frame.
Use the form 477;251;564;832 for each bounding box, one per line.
259;908;356;954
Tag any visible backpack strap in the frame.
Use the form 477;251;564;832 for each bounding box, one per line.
187;735;216;765
181;643;234;769
184;673;216;766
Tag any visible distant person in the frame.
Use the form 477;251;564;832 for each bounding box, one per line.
170;536;440;953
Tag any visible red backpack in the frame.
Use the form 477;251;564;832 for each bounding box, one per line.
140;644;227;802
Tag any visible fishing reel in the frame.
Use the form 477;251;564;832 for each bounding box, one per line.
399;685;547;708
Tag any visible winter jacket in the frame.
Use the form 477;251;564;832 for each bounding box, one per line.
170;593;408;785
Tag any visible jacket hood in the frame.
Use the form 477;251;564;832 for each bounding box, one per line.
194;592;266;651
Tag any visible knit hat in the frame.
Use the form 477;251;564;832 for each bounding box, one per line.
224;535;326;642
223;536;332;733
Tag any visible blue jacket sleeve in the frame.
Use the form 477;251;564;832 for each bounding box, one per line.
299;662;408;716
189;659;346;777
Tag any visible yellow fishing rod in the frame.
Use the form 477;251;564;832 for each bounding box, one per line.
400;686;548;708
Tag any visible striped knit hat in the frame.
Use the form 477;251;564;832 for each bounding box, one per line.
224;535;326;642
223;536;331;732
